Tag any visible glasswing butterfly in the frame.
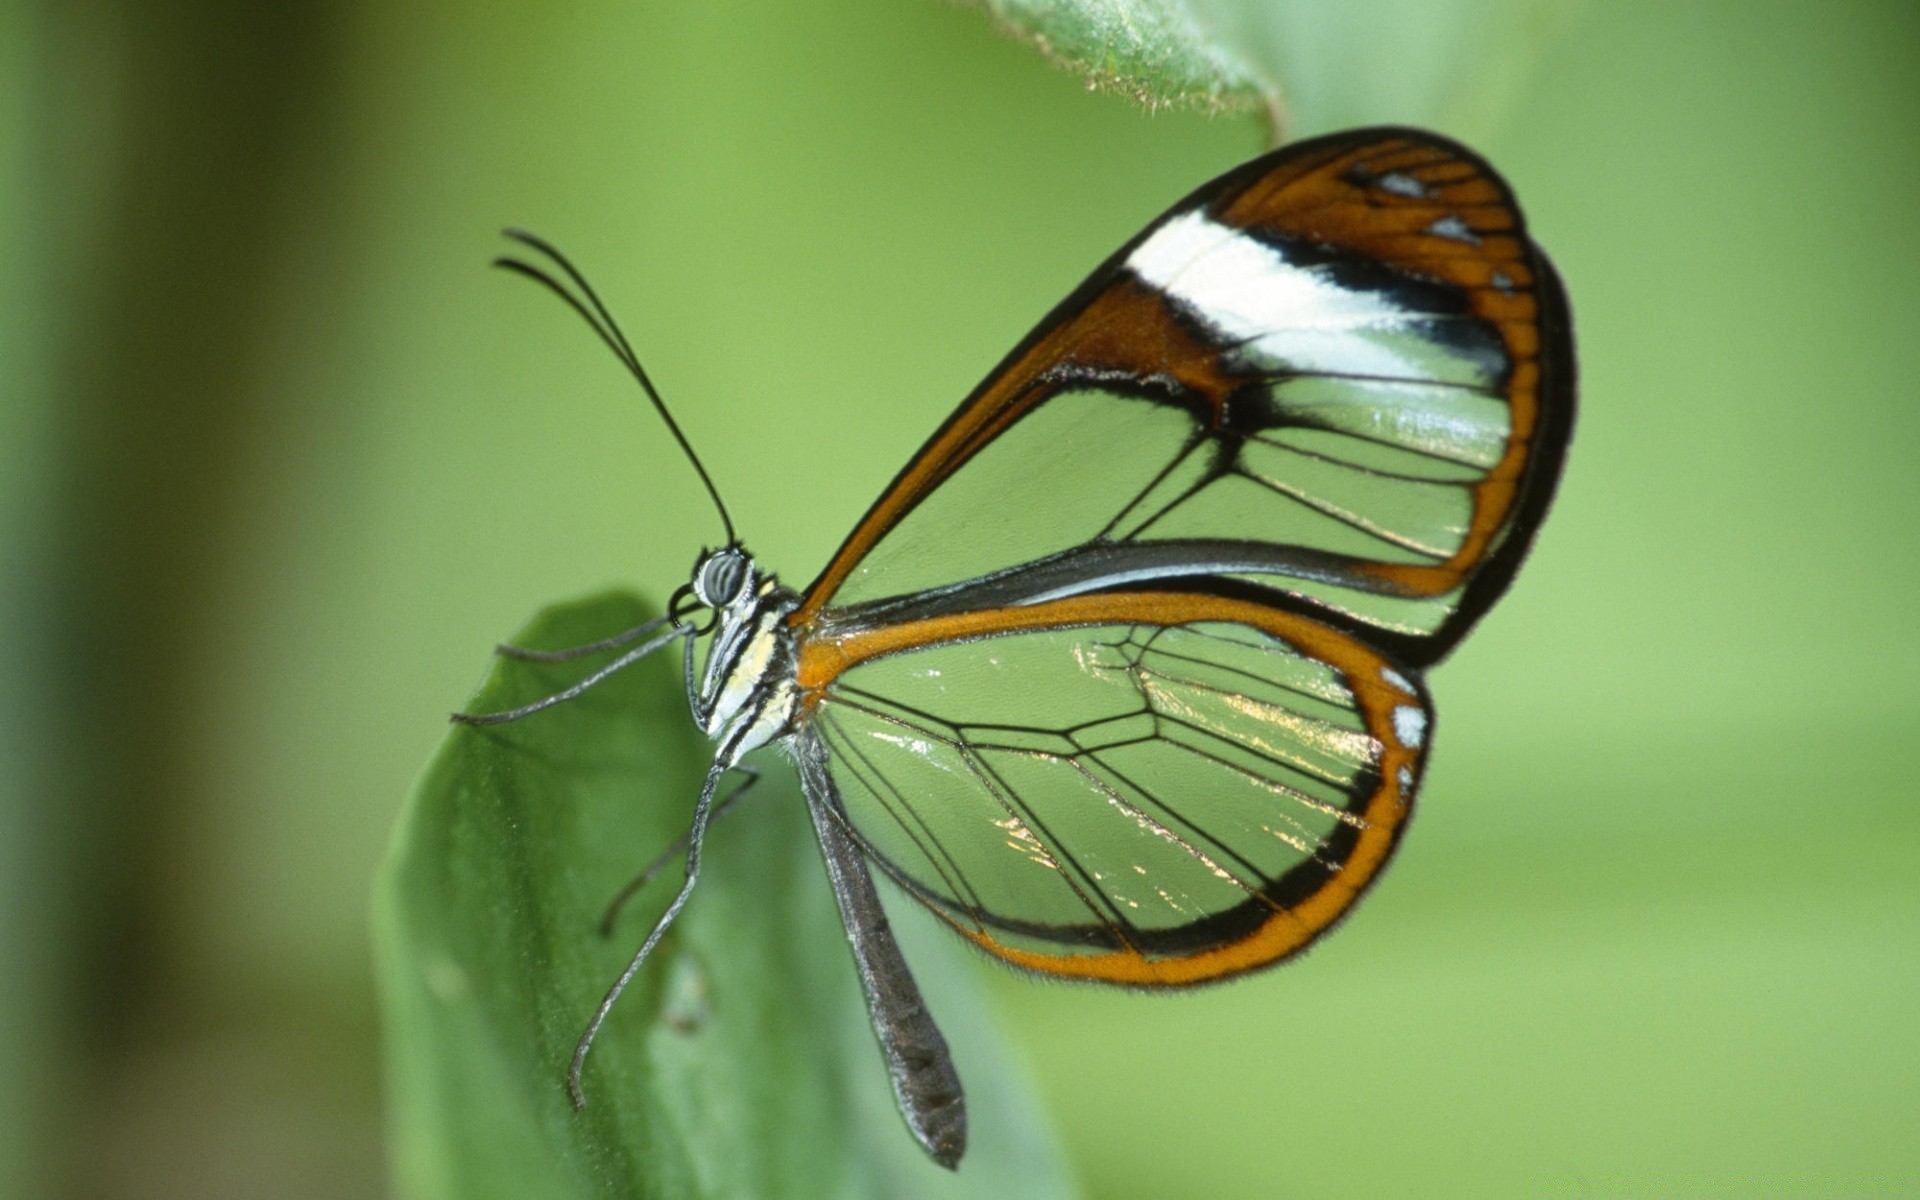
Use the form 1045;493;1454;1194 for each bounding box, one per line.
457;126;1575;1169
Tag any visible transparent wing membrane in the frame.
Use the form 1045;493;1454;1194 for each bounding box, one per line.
799;596;1429;984
826;298;1509;624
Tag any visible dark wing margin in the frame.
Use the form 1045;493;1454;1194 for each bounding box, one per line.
794;126;1574;667
793;590;1430;986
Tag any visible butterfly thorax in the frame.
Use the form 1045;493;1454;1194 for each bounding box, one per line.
689;548;801;768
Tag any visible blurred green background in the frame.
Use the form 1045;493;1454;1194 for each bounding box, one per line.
9;0;1919;1196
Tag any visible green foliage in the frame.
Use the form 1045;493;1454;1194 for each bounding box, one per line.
959;0;1575;139
959;0;1271;113
374;592;1077;1199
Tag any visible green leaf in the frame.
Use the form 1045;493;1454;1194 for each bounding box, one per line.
961;0;1274;114
958;0;1576;139
375;591;1078;1200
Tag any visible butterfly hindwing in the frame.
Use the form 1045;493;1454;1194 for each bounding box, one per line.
793;591;1429;984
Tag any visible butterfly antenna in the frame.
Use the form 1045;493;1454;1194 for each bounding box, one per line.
494;229;738;546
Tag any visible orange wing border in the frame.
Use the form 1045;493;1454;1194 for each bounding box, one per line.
795;589;1430;987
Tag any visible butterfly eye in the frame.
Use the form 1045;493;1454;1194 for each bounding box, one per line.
694;548;750;608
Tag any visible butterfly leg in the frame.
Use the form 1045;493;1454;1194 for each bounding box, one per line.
493;611;675;662
568;755;728;1109
596;764;762;937
680;630;701;713
451;624;689;726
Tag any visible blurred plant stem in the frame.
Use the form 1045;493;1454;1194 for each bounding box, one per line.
32;1;381;1195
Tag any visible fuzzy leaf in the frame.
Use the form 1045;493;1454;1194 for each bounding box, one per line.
959;0;1573;139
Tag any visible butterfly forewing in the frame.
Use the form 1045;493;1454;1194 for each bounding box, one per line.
795;592;1429;984
799;128;1571;665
